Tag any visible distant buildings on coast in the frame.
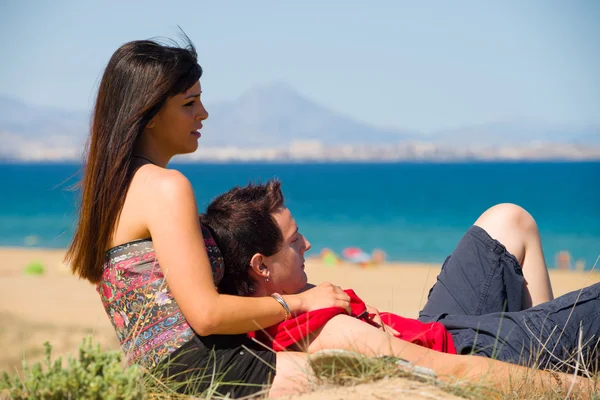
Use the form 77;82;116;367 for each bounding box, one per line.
2;139;600;163
181;140;600;163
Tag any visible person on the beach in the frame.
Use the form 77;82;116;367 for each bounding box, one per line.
202;180;600;378
65;36;597;399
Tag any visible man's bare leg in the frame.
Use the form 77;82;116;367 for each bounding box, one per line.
269;352;312;398
474;203;554;308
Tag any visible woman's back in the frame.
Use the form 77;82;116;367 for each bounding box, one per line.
100;161;224;369
98;224;224;368
107;163;162;251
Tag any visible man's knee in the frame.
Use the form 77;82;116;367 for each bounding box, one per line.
476;203;538;235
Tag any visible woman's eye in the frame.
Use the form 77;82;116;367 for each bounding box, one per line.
184;101;195;107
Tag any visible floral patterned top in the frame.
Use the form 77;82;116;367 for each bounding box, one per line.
97;224;224;369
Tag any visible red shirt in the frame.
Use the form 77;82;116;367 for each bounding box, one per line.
250;289;456;354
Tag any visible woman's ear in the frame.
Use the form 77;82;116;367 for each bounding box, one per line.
249;253;268;279
146;111;161;130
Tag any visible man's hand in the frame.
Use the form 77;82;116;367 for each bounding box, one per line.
365;304;400;336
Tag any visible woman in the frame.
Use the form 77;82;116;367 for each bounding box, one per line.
202;180;600;389
65;37;354;398
66;36;596;398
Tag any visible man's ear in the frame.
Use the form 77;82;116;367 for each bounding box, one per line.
249;254;268;279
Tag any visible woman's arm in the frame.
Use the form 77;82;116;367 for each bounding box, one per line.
144;169;350;336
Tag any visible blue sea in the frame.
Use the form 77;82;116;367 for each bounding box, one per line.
1;162;599;269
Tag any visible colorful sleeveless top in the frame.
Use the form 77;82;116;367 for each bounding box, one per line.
97;224;224;369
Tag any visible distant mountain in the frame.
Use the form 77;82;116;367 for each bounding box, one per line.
0;97;90;160
426;118;600;146
1;83;599;161
202;82;415;147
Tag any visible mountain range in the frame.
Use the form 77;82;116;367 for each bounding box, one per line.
1;82;599;161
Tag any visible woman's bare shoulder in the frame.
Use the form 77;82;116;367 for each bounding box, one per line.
133;165;195;200
114;166;197;246
130;166;199;226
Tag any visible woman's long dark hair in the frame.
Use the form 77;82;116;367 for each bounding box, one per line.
66;37;202;283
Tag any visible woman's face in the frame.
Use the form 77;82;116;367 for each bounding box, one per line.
262;207;311;295
147;81;208;156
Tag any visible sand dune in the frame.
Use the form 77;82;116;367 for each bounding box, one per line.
1;246;597;397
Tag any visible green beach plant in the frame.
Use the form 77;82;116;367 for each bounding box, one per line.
0;337;264;400
0;337;144;400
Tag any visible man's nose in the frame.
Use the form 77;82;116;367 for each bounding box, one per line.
303;237;311;252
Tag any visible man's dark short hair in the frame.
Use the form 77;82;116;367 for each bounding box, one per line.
201;179;285;296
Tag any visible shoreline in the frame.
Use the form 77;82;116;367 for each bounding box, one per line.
2;159;600;165
2;245;597;271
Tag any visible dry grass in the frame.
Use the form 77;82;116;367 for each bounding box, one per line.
5;335;597;399
304;347;599;400
2;249;598;399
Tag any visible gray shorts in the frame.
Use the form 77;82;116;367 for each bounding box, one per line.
419;225;600;373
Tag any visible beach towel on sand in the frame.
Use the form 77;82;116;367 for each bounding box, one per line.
250;289;456;354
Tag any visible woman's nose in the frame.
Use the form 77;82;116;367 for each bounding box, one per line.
196;102;209;120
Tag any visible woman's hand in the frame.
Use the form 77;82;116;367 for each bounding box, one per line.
291;282;351;314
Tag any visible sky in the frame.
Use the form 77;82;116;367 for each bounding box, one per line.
1;0;599;132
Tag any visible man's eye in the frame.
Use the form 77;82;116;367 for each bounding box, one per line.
184;101;195;107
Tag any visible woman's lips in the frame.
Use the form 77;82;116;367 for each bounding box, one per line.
191;131;201;138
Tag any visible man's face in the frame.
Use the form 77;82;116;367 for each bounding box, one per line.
263;207;311;294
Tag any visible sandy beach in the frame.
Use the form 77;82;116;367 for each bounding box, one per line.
1;245;598;378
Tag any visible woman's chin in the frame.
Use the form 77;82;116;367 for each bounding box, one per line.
177;139;200;155
185;141;199;153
